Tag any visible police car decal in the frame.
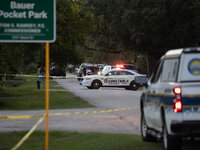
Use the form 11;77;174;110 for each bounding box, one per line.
107;79;129;84
188;58;200;76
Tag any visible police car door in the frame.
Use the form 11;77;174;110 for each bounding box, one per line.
103;70;118;86
119;71;133;86
145;58;164;129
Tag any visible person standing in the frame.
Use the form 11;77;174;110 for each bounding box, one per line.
78;65;83;81
42;70;45;89
83;66;86;76
37;71;42;89
91;65;95;75
95;65;99;74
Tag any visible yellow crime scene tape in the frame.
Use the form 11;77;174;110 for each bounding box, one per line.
11;114;45;150
0;106;140;120
0;73;136;79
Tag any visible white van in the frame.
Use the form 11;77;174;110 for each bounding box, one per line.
135;47;200;150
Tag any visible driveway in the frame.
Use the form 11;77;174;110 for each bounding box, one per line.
0;73;141;135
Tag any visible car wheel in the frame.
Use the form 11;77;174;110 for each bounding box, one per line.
87;86;92;89
141;113;157;142
124;87;131;90
91;80;101;89
163;122;182;150
130;81;139;91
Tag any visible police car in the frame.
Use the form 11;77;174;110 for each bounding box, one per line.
81;69;146;90
135;47;200;150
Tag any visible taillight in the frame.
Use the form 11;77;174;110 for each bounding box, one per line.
173;87;181;94
173;87;182;113
174;100;182;113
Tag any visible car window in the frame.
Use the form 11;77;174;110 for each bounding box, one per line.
105;72;112;76
105;71;119;76
111;71;119;75
151;57;164;83
120;71;133;75
161;58;179;82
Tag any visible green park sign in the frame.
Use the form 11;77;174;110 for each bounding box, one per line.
0;0;56;43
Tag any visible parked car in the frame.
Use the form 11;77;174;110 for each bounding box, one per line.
81;69;146;90
135;47;200;150
50;64;66;76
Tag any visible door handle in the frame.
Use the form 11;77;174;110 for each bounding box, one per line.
152;91;156;94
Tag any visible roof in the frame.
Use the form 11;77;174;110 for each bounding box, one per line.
165;47;200;58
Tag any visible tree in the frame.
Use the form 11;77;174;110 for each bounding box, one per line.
85;0;200;65
0;43;43;77
50;0;99;67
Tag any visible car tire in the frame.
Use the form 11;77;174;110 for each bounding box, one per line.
141;113;157;142
130;81;139;91
163;122;182;150
91;80;101;89
87;86;92;89
124;87;131;90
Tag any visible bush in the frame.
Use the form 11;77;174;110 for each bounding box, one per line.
24;63;38;74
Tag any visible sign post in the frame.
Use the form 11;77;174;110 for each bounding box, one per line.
45;42;49;150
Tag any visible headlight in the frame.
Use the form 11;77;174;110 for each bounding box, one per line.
97;71;101;75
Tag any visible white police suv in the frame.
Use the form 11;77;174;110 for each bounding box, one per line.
135;47;200;150
81;69;146;90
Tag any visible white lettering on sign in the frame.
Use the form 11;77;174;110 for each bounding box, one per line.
4;28;41;33
16;23;37;28
0;2;48;19
0;10;48;19
0;23;10;27
0;10;26;18
28;11;47;19
10;1;35;9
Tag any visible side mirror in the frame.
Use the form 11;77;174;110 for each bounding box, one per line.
135;76;148;88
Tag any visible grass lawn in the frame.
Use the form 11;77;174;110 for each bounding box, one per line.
0;76;94;110
0;131;163;150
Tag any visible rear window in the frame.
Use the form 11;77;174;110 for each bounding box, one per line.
161;58;179;82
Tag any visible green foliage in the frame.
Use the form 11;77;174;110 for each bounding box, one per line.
0;43;43;77
85;0;200;64
23;63;38;74
50;0;99;67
